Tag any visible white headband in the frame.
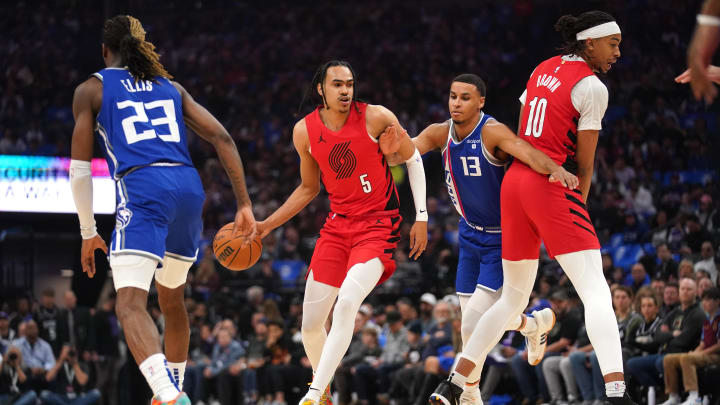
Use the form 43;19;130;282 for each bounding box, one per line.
576;21;621;40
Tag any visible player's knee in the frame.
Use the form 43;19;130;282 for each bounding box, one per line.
301;315;323;334
460;315;477;343
579;282;612;312
158;288;185;314
155;256;192;290
333;296;360;321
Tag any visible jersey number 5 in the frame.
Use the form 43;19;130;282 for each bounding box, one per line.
117;99;180;144
359;174;372;193
524;97;547;138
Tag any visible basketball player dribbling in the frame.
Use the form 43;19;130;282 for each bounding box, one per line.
384;73;578;404
255;60;429;405
428;11;637;405
69;15;256;405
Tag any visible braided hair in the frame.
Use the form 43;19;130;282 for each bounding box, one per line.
102;15;172;82
555;11;616;56
297;60;359;116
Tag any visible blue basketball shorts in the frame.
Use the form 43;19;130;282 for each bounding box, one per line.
110;165;205;265
455;218;503;295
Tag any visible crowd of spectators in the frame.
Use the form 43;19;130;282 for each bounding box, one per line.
1;0;720;404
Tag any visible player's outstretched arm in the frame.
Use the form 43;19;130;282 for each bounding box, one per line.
367;105;428;259
484;122;578;190
256;120;321;239
70;78;108;279
173;82;256;241
381;123;447;166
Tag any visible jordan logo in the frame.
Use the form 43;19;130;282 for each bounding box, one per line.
328;140;357;180
319;133;327;143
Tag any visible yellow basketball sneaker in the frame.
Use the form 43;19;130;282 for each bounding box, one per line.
150;392;191;405
319;385;333;405
301;383;332;405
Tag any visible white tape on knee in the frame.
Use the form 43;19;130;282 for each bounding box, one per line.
110;254;158;291
155;256;193;289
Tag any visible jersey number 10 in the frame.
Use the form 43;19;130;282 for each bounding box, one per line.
117;99;180;144
524;97;547;138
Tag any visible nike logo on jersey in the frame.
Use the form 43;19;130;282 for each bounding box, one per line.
419;210;426;213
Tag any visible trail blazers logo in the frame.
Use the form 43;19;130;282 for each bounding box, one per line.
328;140;357;179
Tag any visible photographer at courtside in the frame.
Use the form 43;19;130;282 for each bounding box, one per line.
0;346;37;405
40;345;100;405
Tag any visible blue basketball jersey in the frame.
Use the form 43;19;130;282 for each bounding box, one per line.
93;68;193;179
442;112;509;230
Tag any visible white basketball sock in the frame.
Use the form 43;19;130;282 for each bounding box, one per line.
139;353;179;401
605;381;626;398
166;361;186;391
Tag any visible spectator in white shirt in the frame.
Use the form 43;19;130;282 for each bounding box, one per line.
695;241;718;284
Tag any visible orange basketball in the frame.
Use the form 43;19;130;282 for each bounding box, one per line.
213;223;262;271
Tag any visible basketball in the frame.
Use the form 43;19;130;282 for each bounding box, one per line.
213;223;262;271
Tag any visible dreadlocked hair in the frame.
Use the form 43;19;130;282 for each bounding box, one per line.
555;11;616;56
296;60;359;117
103;15;173;82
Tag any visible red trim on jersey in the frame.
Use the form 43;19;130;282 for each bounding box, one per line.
445;137;468;220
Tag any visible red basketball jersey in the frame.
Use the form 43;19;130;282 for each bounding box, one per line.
304;102;400;217
518;55;595;174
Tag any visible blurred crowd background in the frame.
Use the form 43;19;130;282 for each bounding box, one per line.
1;0;719;404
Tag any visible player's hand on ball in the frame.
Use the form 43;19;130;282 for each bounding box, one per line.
81;235;108;279
548;167;578;190
233;204;257;245
409;221;428;260
379;124;403;155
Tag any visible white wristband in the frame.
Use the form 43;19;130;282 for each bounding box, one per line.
80;225;98;240
405;148;427;222
697;14;720;27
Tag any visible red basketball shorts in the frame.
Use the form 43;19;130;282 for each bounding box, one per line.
501;164;600;260
308;212;402;288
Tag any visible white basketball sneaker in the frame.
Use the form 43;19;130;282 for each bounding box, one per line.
523;308;556;365
460;383;483;405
